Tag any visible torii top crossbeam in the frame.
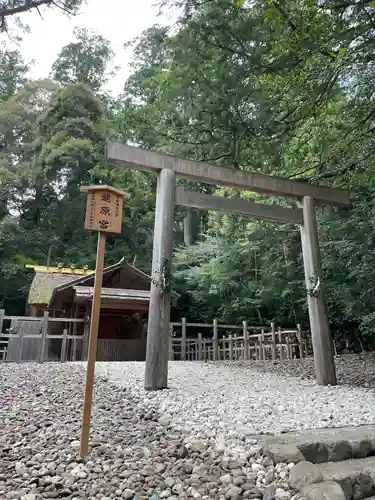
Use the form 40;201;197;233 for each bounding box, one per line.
106;141;350;206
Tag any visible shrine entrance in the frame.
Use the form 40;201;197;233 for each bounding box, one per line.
106;141;350;390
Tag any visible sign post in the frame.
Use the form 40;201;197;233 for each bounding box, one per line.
79;185;128;458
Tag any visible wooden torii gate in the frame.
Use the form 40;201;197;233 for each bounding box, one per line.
106;141;350;390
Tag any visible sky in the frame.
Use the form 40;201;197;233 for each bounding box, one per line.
10;0;178;95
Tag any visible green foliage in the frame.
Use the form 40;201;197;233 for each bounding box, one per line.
2;0;375;351
120;0;375;348
51;28;116;91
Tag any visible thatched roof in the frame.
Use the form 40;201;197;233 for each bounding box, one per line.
27;258;180;307
28;272;79;305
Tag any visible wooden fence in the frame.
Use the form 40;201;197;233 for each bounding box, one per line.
0;310;147;363
0;310;310;363
0;310;86;362
168;319;310;362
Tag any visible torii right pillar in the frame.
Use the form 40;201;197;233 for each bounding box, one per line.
299;196;337;386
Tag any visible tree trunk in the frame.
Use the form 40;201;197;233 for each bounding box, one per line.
184;209;194;246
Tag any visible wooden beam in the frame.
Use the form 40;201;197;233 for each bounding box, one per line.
175;188;303;224
145;168;175;390
80;231;106;458
106;141;350;205
299;196;336;386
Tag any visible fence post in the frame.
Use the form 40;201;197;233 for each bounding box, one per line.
213;319;219;361
198;333;203;361
0;309;4;335
61;328;68;362
258;334;264;361
261;329;266;359
181;317;187;361
286;334;291;359
243;321;249;361
228;334;234;361
72;337;78;362
254;338;259;360
16;321;24;363
278;327;284;361
271;322;277;361
169;326;174;361
0;309;4;362
297;324;304;358
82;310;91;361
38;311;49;363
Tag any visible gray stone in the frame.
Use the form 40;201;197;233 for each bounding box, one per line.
192;464;208;476
158;415;171;426
220;474;232;484
155;463;167;474
289;461;322;490
189;440;206;453
228;459;246;469
123;489;135;500
301;481;346;500
260;425;375;466
233;476;244;487
243;481;257;490
225;486;243;499
275;489;291;500
352;472;374;500
297;442;328;464
231;469;245;478
263;456;275;467
165;478;175;488
315;455;375;499
266;444;305;464
15;462;27;475
38;467;50;477
351;439;372;459
58;489;72;497
265;469;275;484
177;445;188;458
328;441;351;462
7;491;24;500
172;483;184;494
243;487;262;499
263;485;276;500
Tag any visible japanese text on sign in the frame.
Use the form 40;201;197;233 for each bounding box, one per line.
84;189;124;233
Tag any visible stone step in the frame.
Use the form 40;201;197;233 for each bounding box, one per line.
289;457;375;500
260;425;375;464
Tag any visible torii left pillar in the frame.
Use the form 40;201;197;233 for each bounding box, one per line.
145;169;176;390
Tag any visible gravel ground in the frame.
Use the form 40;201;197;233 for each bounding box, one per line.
247;352;375;388
98;358;375;437
1;356;375;500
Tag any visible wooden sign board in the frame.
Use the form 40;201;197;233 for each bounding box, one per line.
80;185;128;234
78;184;128;458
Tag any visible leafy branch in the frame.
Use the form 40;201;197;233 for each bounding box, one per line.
0;0;80;31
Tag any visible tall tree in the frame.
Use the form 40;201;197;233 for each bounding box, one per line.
51;28;116;91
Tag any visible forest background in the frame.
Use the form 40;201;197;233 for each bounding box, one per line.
1;0;374;351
